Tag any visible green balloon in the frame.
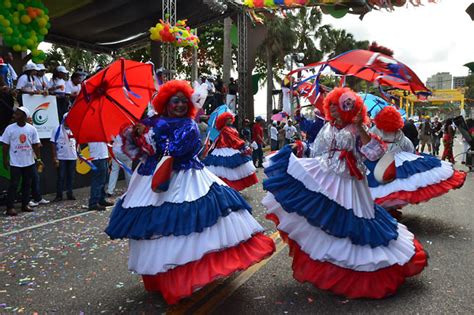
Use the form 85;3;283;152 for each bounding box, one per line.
327;5;348;19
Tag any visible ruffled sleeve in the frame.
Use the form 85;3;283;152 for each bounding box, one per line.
120;124;156;160
216;126;246;150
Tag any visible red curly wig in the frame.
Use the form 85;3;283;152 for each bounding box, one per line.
216;112;234;130
323;87;368;125
374;106;404;132
152;80;196;118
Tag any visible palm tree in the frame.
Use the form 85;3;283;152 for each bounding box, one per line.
318;25;369;59
258;14;297;122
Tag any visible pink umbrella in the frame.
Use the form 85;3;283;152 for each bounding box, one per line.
271;111;289;122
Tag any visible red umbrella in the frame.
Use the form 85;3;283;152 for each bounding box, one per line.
289;50;431;98
66;58;156;144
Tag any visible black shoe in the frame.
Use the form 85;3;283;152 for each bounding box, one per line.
53;196;63;202
6;208;18;216
99;200;114;207
67;195;76;201
89;204;106;211
21;206;34;212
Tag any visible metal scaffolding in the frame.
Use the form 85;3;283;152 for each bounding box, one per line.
237;10;249;120
162;0;177;80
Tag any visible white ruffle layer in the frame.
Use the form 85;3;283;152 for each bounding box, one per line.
286;154;376;219
122;167;226;208
206;160;256;181
209;147;241;157
263;193;416;272
394;151;422;167
128;210;263;275
370;157;454;199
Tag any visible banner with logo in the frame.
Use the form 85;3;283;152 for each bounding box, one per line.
22;95;60;139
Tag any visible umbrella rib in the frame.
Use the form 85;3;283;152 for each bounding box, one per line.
104;93;141;125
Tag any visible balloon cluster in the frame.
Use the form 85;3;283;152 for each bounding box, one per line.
149;19;199;48
0;0;50;63
243;0;309;8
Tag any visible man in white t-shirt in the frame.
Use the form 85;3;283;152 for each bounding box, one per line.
1;107;42;216
88;142;113;211
284;119;298;144
50;114;78;202
34;64;49;94
65;72;82;105
270;121;279;151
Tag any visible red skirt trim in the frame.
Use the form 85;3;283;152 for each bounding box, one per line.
220;173;259;191
266;213;428;299
375;170;466;207
142;233;275;305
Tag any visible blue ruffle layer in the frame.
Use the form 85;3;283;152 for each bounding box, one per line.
263;146;398;248
366;153;442;188
203;152;252;169
105;182;252;240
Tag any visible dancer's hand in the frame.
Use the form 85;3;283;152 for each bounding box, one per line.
134;123;146;136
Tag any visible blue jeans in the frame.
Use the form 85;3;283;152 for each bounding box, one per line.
271;139;278;151
57;160;76;198
89;159;108;208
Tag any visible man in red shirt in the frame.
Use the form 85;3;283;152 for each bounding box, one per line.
252;116;266;168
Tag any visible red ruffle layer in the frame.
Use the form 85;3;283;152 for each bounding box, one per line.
220;173;259;191
142;233;275;305
266;213;428;299
375;170;467;207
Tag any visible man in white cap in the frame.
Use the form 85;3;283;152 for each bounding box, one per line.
34;64;49;95
16;63;39;96
1;107;42;216
48;65;70;121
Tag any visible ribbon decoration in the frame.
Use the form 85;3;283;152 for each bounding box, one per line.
339;149;363;180
121;58;142;105
107;144;133;175
77;148;98;171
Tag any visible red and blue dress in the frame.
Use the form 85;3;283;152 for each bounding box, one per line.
105;117;275;304
366;127;466;209
203;126;258;191
262;123;428;298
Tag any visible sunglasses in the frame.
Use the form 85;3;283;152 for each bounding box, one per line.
169;96;189;105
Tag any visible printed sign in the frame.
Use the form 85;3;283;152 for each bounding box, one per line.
22;95;60;139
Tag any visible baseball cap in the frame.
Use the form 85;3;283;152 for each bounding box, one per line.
56;65;69;74
24;63;38;71
17;106;31;118
255;116;264;122
36;64;46;71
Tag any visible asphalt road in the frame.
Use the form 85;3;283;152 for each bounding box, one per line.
0;140;472;314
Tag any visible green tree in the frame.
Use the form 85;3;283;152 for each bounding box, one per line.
318;25;369;58
44;44;112;73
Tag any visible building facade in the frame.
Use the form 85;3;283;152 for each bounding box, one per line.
453;76;467;89
426;72;453;90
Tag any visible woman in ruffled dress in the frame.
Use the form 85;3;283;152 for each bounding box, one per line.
367;107;466;211
105;80;275;305
262;87;428;299
202;112;258;191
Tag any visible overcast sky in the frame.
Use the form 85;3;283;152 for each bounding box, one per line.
321;0;474;80
255;0;474;116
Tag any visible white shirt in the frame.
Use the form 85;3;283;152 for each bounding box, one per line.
16;74;36;93
1;123;40;167
50;126;77;160
34;75;50;91
88;142;109;160
284;125;297;140
65;80;81;96
8;64;17;81
270;126;278;141
48;78;67;94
